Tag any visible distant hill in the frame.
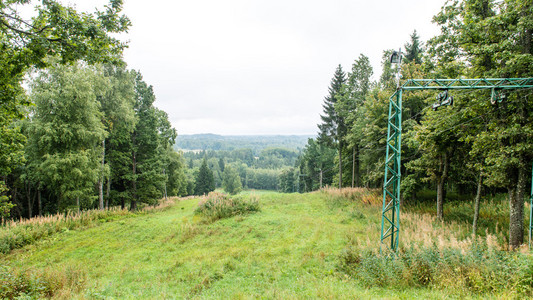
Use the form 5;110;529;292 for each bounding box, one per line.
174;134;313;153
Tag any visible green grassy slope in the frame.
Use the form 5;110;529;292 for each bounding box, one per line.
4;192;463;299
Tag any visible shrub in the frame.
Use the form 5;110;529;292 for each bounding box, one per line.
195;192;260;220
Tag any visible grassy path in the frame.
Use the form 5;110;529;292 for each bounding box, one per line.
5;192;447;299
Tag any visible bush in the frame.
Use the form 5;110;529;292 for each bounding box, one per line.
338;244;533;296
195;192;260;220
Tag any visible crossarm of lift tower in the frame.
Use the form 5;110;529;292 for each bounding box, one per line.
400;78;533;91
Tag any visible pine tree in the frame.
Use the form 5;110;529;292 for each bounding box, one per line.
317;65;347;188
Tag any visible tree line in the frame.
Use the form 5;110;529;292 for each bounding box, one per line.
298;0;532;249
183;147;302;194
0;0;191;218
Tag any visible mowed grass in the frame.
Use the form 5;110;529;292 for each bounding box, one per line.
4;192;471;299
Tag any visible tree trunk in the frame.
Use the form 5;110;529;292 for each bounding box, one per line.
351;147;355;188
436;153;449;220
26;184;32;218
508;163;527;250
436;179;445;219
355;145;360;187
163;168;167;200
98;139;105;210
98;180;104;210
12;186;21;218
105;177;110;209
76;196;80;213
338;143;342;189
37;190;42;216
472;169;483;236
131;148;137;211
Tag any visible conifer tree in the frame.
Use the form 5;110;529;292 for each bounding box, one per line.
404;30;424;64
128;71;173;209
194;158;215;195
340;54;373;187
317;65;347;188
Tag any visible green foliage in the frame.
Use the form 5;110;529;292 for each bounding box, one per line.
339;245;533;296
28;62;107;211
0;199;175;254
245;168;279;190
318;65;347;147
278;168;296;193
194;192;259;220
222;166;242;195
404;30;424;64
0;0;130;67
0;208;130;254
175;134;310;153
297;138;336;191
0;181;14;218
0;264;87;299
194;158;215;195
166;149;188;196
0;0;130;217
427;0;533;247
1;191;523;298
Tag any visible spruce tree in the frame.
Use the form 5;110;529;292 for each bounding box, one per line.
404;30;424;64
195;158;215;195
317;65;347;188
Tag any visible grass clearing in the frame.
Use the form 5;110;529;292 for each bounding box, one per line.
1;189;530;298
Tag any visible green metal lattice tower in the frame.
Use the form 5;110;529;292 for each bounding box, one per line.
380;77;533;254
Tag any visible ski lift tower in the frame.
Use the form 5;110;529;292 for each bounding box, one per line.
379;50;533;254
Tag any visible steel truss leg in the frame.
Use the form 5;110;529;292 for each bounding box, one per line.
381;89;402;254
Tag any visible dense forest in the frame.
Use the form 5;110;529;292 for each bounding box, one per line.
183;146;301;193
0;0;532;253
175;134;310;153
296;0;533;249
0;0;187;217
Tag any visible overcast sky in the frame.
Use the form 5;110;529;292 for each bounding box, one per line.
69;0;444;136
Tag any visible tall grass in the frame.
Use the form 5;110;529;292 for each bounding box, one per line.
195;192;260;221
320;187;382;206
339;244;533;296
326;187;533;297
0;263;87;299
0;198;177;254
